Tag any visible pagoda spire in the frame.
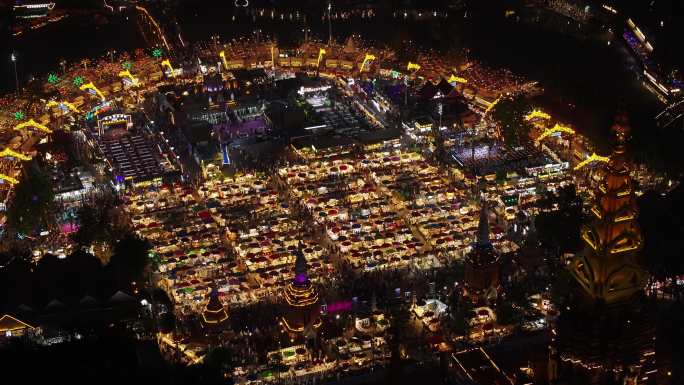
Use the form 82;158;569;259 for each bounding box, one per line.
476;197;492;248
293;243;309;286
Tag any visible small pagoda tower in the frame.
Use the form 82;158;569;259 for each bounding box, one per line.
552;114;656;385
281;246;321;334
201;287;229;328
464;198;501;303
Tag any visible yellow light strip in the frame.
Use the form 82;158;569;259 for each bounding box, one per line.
447;74;468;84
202;311;229;324
0;174;20;185
484;95;502;114
407;61;420;72
524;109;551;121
317;48;326;67
582;232;597;250
574;153;610;171
0;148;32;161
281;316;322;333
79;82;106;102
610;244;639;254
0;314;35;331
360;53;376;72
614;215;635;223
118;70;140;86
536;123;575;143
161;59;174;75
219;51;228;69
46;100;79;113
13;118;52;134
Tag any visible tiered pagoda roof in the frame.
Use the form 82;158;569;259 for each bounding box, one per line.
201;287;229;327
553;114;656;385
569;114;648;305
281;245;321;333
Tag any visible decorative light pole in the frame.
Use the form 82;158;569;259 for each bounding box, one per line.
328;2;333;46
302;28;310;44
11;52;19;96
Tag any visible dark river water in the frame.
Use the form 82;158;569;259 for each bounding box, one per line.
3;4;682;175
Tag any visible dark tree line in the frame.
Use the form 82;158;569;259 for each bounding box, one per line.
0;232;151;313
638;184;684;299
535;184;584;254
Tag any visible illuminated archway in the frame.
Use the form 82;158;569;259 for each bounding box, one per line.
359;53;376;72
535;123;575;144
574;153;610;171
98;113;133;134
13;119;52;134
79;82;106;102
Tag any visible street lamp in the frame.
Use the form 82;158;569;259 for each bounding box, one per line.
11;52;19;96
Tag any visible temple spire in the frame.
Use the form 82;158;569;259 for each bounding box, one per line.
476;197;491;247
293;242;309;285
463;195;500;303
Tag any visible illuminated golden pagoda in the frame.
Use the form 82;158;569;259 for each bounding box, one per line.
551;114;656;385
281;246;321;334
201;287;229;327
568;114;648;305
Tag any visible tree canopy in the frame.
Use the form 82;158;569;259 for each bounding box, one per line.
535;184;584;253
6;163;55;236
72;194;127;246
491;95;532;148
